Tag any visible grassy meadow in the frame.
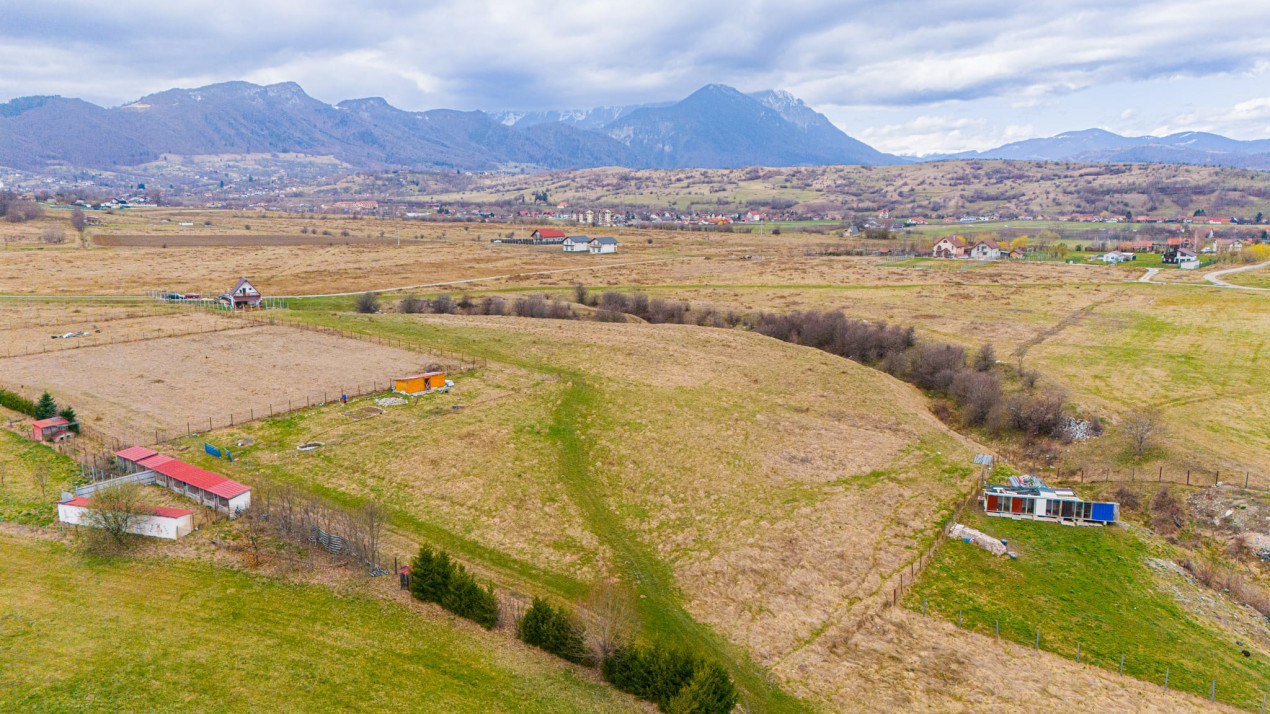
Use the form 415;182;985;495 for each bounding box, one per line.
904;509;1270;709
0;536;642;713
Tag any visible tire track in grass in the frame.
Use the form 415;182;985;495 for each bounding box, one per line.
548;375;810;714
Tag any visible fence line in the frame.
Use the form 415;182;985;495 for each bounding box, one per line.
228;312;490;372
910;593;1268;711
0;319;250;360
1052;463;1265;492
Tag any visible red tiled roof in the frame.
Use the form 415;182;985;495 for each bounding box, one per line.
115;446;158;462
33;417;69;429
532;228;566;238
59;496;193;519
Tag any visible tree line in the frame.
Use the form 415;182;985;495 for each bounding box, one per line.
407;544;738;713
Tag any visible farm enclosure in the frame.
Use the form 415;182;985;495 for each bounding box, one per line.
0;325;430;446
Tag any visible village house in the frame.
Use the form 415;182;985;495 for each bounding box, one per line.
220;277;262;309
531;228;567;242
967;237;1001;260
588;236;618;254
931;236;967;259
562;235;591;252
1099;250;1134;264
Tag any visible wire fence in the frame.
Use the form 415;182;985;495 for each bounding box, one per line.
1052;463;1266;492
907;594;1270;711
0;319;251;359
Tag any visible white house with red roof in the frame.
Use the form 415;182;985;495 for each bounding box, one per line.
58;496;195;540
967;237;1002;260
531;228;567;241
114;447;252;517
931;236;967;259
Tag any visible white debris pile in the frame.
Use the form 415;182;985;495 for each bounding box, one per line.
1062;417;1097;440
374;396;408;407
950;523;1011;557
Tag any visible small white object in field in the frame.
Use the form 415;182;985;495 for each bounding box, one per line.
375;396;408;407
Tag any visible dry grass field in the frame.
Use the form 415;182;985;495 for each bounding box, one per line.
0;309;233;357
0;325;430;446
167;312;982;709
3;215;1269;710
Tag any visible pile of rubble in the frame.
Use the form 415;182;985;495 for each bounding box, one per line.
1061;417;1098;441
950;523;1017;558
374;396;408;407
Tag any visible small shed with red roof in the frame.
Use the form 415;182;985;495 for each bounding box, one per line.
31;416;72;442
57;496;195;539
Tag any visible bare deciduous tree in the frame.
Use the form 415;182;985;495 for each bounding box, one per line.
584;579;635;661
1123;409;1161;459
83;481;147;550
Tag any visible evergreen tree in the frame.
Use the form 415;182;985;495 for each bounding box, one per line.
666;663;738;714
34;392;57;419
57;406;78;433
518;597;588;663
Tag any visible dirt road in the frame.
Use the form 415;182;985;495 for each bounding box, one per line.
1205;261;1270;291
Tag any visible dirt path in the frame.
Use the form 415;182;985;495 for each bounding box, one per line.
1137;267;1160;283
1205;261;1270;291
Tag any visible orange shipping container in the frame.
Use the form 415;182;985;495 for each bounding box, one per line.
393;371;446;395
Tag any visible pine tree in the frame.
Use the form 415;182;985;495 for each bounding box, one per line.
34;392;57;419
57;406;78;432
666;663;738;714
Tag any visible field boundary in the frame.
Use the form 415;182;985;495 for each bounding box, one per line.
0;319;250;360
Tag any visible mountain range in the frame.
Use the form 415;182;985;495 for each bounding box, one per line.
922;128;1270;169
1;81;1268;176
0;82;897;174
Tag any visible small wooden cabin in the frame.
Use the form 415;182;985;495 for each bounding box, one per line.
393;372;448;396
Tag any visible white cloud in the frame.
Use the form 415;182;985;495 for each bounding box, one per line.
854;116;1036;155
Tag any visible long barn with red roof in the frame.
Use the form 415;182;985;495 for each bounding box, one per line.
114;447;252;516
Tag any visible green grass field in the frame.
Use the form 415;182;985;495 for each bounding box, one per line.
0;536;643;713
905;510;1270;709
0;428;79;526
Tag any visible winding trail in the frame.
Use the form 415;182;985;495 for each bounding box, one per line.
1205;261;1270;291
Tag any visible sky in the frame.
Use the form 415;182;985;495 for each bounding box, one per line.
1;0;1269;155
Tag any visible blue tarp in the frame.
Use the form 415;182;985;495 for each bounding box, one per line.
204;443;221;458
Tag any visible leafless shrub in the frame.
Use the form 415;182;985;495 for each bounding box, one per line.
355;291;379;314
1113;484;1141;511
399;294;426;313
82;481;147;552
1150;486;1184;535
973;343;996;372
950;369;1002;425
431;293;455;314
41;226;66;244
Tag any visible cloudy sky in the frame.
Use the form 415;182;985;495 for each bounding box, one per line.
2;0;1269;155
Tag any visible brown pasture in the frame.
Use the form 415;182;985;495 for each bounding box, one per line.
0;325;430;446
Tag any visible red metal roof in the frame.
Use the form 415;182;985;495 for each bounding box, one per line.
138;453;175;468
532;228;566;238
149;505;195;519
32;417;69;429
150;459;251;499
59;496;193;519
115;446;158;462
